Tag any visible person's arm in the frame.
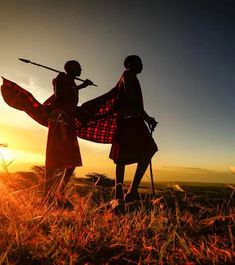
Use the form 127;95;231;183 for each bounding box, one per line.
76;79;94;90
124;71;158;131
143;112;158;131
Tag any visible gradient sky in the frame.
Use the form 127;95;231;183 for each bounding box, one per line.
0;0;235;183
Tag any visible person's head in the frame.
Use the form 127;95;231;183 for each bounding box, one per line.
124;55;143;74
64;60;81;77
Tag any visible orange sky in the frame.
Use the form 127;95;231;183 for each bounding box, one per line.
0;121;234;184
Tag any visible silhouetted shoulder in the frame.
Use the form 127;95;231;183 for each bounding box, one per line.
122;70;139;95
53;72;74;89
56;72;69;81
123;70;136;82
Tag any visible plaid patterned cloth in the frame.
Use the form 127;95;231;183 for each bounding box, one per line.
1;78;49;126
76;87;119;143
1;78;119;143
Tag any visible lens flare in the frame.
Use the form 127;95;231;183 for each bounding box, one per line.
0;147;15;170
229;167;235;174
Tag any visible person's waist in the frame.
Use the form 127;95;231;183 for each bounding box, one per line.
49;109;74;123
121;112;142;119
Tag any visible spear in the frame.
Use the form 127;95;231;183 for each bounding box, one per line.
19;58;97;86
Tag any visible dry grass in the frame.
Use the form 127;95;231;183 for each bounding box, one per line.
0;171;234;265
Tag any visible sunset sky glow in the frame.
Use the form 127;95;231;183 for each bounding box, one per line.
0;0;235;183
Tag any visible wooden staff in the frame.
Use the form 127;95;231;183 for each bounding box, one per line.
150;129;155;196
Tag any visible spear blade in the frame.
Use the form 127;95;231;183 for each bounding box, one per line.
19;58;31;63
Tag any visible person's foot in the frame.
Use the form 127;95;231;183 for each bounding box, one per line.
110;199;125;214
124;191;141;203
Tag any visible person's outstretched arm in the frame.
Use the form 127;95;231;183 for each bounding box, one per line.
76;79;94;90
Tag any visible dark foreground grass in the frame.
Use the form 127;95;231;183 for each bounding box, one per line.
0;172;234;265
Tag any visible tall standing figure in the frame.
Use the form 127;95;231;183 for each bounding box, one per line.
44;60;93;200
109;55;158;203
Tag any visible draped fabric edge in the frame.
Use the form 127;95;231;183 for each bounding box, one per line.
1;77;119;144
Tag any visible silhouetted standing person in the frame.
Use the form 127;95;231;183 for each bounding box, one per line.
44;60;93;202
110;55;158;203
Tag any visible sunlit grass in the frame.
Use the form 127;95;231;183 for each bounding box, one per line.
0;169;234;264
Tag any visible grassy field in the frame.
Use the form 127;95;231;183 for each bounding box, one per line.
0;169;234;264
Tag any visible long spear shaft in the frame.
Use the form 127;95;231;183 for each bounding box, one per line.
19;58;97;86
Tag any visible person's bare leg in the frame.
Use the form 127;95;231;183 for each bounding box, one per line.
45;167;58;203
45;168;55;195
125;156;151;202
60;167;75;195
115;163;125;200
130;160;149;192
47;167;75;210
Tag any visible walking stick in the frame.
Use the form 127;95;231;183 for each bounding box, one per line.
19;58;97;87
150;129;155;196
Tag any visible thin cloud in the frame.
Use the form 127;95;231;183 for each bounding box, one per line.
162;167;212;174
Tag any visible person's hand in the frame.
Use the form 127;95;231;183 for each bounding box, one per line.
146;116;158;132
82;79;94;87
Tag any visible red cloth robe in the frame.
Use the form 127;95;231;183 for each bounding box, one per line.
45;73;82;169
109;70;158;164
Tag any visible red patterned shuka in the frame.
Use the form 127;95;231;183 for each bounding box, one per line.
1;72;157;167
1;77;119;144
